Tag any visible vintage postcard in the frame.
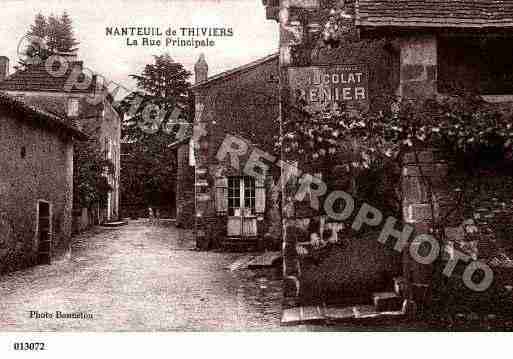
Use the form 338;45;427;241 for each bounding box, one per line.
1;0;513;355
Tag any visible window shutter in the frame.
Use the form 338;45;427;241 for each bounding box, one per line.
215;177;228;214
255;176;266;214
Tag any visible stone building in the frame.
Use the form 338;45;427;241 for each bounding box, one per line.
262;0;513;323
263;0;402;310
173;136;195;229
0;91;86;273
356;0;513;316
174;53;281;249
0;56;122;227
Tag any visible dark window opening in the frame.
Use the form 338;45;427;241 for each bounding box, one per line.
21;146;26;159
438;37;513;95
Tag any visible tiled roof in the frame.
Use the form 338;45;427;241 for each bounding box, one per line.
0;91;88;139
20;95;102;119
0;61;96;93
191;53;279;90
356;0;513;29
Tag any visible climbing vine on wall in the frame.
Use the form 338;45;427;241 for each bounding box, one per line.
281;94;513;174
73;138;115;209
281;93;513;263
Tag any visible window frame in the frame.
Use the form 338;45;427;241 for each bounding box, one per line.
227;176;256;217
67;97;80;118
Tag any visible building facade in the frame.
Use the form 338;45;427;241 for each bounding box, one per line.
0;92;86;273
0;56;122;226
262;0;513;319
178;53;281;250
174;137;195;229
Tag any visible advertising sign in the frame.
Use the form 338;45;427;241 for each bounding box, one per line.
288;64;369;113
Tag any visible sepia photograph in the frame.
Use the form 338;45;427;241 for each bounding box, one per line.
1;0;513;356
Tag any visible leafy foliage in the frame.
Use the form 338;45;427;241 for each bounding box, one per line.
20;12;79;68
73;139;115;208
282;94;513;172
118;54;192;208
280;93;513;221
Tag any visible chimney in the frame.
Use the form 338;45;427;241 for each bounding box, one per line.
0;56;9;82
194;53;208;84
91;74;98;95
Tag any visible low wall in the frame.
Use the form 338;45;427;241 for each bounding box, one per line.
298;232;401;305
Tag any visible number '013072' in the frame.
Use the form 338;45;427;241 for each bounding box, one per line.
13;342;46;351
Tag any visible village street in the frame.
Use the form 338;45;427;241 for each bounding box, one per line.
0;222;285;331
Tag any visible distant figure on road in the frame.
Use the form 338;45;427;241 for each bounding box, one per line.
155;209;161;226
148;207;154;226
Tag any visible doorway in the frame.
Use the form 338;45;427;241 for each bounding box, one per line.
37;201;52;265
226;176;257;238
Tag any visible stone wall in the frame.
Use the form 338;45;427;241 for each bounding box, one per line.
399;36;438;99
268;0;513;313
3;91;122;221
176;142;195;228
192;55;280;248
401;150;453;302
0;110;74;273
275;0;401;304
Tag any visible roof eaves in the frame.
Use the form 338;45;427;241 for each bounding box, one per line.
0;91;88;140
357;19;513;29
191;53;279;90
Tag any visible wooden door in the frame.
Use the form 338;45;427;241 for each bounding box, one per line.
37;202;52;265
227;177;258;238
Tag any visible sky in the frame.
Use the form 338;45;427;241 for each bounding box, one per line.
0;0;279;92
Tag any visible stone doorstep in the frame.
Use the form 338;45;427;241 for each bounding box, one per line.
281;303;407;326
219;238;259;252
353;305;381;319
246;251;282;269
227;251;281;272
100;221;128;227
353;304;406;320
281;305;325;326
226;254;257;271
373;291;404;312
323;306;355;321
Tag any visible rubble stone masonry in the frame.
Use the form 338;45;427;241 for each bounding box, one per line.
0;110;73;273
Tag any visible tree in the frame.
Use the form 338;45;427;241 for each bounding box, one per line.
122;54;191;141
131;53;190;101
20;12;79;68
29;13;47;39
45;13;79;54
73;139;115;210
118;54;192;212
45;15;61;54
58;12;80;53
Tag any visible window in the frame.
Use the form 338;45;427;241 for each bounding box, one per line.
227;176;256;216
228;177;241;216
439;37;513;95
67;98;79;117
244;176;256;212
